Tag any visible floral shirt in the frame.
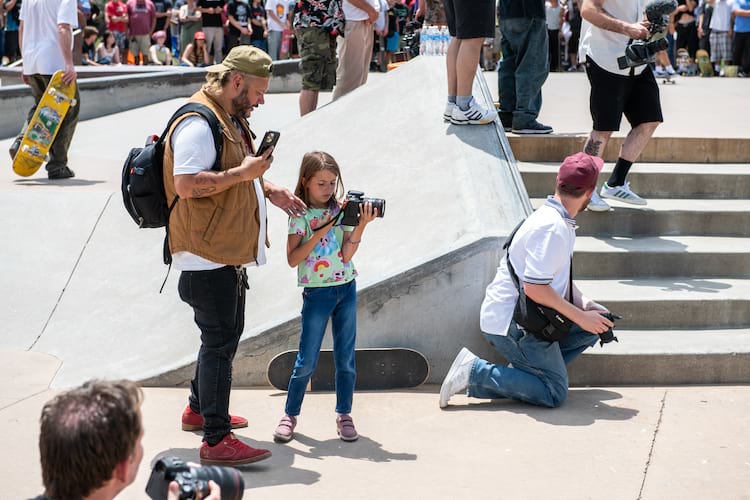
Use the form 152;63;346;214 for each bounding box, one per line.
289;205;357;287
292;0;344;35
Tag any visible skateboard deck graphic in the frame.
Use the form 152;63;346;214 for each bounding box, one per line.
696;49;712;77
12;71;77;177
267;348;430;391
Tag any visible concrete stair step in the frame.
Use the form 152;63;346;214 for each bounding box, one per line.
572;328;750;385
521;162;750;199
508;135;750;163
576;278;750;329
531;198;750;237
573;236;750;278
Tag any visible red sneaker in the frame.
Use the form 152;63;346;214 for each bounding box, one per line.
181;406;249;431
200;433;271;466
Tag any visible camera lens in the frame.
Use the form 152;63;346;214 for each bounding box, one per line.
194;466;245;500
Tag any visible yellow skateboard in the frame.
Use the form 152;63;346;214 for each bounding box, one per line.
12;71;77;177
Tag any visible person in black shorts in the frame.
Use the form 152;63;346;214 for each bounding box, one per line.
442;0;498;125
579;0;663;211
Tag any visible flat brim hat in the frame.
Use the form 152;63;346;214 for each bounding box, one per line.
557;152;603;191
205;45;273;78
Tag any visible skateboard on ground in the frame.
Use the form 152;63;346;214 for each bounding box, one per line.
696;49;713;77
12;70;77;177
659;74;676;84
267;348;430;391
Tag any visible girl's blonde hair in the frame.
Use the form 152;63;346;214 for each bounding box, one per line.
294;151;344;207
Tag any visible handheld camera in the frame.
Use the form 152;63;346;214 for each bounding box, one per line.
145;457;244;500
340;190;386;226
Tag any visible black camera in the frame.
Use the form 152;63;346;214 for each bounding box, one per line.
340;190;385;226
599;312;621;347
617;0;676;69
145;457;244;500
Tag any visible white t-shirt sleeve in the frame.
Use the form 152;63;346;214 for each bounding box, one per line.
59;0;81;27
171;116;218;176
521;229;567;285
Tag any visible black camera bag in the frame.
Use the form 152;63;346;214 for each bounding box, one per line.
504;220;576;342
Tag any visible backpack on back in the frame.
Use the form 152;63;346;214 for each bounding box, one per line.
121;103;224;264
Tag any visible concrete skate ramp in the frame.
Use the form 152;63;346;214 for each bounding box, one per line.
0;57;529;388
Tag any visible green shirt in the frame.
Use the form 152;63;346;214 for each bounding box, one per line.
288;205;357;287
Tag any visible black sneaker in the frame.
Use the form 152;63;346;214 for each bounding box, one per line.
8;137;21;160
48;166;75;179
512;121;553;135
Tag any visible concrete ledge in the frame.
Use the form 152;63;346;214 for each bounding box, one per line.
0;60;302;139
508;135;750;163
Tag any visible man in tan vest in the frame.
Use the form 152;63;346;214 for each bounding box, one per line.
163;45;306;466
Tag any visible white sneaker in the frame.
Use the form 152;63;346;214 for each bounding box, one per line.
450;99;498;125
443;102;455;122
654;66;668;77
600;181;647;206
439;347;478;408
587;191;611;212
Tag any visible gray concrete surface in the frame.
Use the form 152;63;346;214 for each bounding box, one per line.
0;58;528;388
0;60;303;139
2;357;750;500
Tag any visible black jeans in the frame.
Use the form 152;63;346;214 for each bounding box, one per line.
178;266;247;445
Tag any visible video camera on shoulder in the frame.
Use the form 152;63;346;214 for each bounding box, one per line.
145;456;244;500
617;0;677;70
341;190;386;226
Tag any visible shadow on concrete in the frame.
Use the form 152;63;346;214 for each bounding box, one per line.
595;234;689;253
152;441;322;490
292;433;418;463
444;123;502;157
444;388;639;426
13;178;107;187
616;278;732;294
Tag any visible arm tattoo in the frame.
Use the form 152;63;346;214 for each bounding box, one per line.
584;139;602;156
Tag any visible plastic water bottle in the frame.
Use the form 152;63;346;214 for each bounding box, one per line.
439;26;449;56
419;25;428;56
428;25;439;56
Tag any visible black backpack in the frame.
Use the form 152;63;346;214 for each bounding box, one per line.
121;103;224;265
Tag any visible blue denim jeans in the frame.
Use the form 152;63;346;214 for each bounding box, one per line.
178;266;246;445
468;322;598;408
285;280;357;416
497;17;549;129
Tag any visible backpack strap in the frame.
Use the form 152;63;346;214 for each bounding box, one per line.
160;102;224;171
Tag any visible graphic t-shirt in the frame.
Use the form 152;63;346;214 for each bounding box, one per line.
265;0;288;31
288;205;357;287
152;0;173;30
250;3;266;39
228;0;250;35
106;0;128;31
127;0;156;35
198;0;225;26
292;0;343;35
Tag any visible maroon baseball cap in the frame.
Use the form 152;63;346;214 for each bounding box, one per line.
557;153;603;192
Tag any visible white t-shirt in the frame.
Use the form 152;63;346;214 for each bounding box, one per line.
342;0;379;22
480;201;577;336
265;0;288;32
19;0;79;75
710;0;732;31
546;3;562;30
579;0;649;75
170;116;267;271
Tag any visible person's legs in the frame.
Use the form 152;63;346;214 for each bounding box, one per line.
332;21;370;100
285;286;336;416
268;30;283;60
467;324;571;408
203;26;224;63
446;37;462;97
330;281;357;415
509;17;550;132
455;37;484;96
548;29;560;71
299;89;319;116
497;20;517;128
47;82;80;174
296;27;332;116
178;267;245;446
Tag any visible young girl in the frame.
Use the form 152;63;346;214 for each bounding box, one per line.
273;151;377;444
96;30;121;65
149;30;173;65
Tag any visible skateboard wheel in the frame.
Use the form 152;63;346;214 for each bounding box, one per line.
21;144;29;152
48;88;57;96
70;98;77;106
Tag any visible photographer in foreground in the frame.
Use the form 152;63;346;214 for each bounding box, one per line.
578;0;667;212
440;153;616;409
30;379;220;500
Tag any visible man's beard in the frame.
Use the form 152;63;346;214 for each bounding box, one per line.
231;85;254;118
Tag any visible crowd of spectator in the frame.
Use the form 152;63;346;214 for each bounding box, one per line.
0;0;431;71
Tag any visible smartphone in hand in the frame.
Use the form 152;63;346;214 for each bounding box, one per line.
256;131;280;157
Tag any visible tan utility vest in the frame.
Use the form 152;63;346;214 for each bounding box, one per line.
163;88;268;266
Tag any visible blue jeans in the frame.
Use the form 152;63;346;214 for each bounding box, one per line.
251;39;268;53
497;17;549;129
285;280;357;416
468;322;598;408
178;266;247;445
